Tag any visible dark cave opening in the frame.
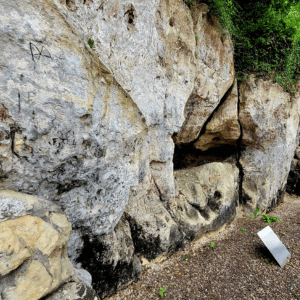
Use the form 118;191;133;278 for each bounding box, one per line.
172;142;237;170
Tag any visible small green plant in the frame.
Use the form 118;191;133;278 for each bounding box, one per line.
254;207;260;218
210;242;215;248
259;253;262;257
241;228;246;232
292;291;298;296
247;216;253;218
183;254;190;260
88;38;94;48
159;288;166;298
170;285;173;288
196;36;200;39
263;214;280;224
265;259;269;264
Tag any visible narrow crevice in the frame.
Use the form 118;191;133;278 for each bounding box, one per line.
235;83;245;206
9;124;20;158
195;83;235;143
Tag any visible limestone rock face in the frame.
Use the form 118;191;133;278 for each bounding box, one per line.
125;178;183;261
172;162;239;240
0;0;147;240
76;215;142;299
239;77;300;213
194;79;240;151
5;0;299;299
174;4;235;144
64;0;196;131
0;191;73;300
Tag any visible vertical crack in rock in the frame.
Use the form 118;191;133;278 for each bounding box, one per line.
9;124;20;158
235;84;245;206
194;82;235;143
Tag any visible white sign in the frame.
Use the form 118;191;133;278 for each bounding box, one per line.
257;225;291;268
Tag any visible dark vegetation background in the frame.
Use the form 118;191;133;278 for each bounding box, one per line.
184;0;300;93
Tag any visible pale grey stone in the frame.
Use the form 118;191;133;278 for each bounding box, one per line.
239;76;300;213
73;268;92;286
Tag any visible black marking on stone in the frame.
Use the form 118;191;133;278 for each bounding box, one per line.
9;125;20;158
18;92;21;113
29;42;52;62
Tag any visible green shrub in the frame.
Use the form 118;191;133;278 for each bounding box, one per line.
183;0;300;92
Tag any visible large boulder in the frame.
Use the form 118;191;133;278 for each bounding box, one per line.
172;162;239;240
239;76;300;213
0;190;73;300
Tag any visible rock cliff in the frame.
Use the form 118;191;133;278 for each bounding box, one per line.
0;0;299;299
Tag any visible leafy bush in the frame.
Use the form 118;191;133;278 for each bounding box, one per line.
183;0;300;92
263;214;280;224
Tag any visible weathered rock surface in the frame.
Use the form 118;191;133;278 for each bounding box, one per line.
0;0;147;249
2;0;299;299
0;190;73;300
194;79;240;151
172;162;239;240
174;4;235;144
43;276;100;300
287;143;300;195
239;77;300;213
77;215;141;299
125;177;183;261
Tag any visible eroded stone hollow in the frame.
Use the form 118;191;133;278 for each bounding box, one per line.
173;142;237;170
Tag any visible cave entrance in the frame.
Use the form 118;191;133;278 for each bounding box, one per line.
172;142;237;171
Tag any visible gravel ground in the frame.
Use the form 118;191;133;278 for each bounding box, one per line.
106;194;300;300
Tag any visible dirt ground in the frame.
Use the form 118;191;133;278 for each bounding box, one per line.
107;194;300;300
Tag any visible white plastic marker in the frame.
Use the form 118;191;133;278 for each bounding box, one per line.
257;225;291;268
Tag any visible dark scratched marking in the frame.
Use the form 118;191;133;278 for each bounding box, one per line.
29;42;52;62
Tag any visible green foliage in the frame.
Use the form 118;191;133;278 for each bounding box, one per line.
210;241;215;248
254;207;260;218
183;253;190;260
88;38;94;48
159;288;166;298
263;214;280;224
182;0;300;92
241;228;246;232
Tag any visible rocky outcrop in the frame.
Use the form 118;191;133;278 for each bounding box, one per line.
194;79;240;151
0;190;73;300
1;0;300;299
239;77;300;213
172;162;239;240
174;4;235;144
